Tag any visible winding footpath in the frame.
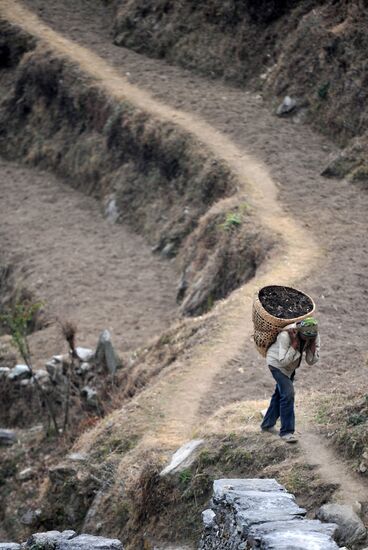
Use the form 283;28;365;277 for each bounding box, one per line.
1;0;368;509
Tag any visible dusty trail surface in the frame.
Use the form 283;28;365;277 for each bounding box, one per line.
0;159;178;365
1;0;368;514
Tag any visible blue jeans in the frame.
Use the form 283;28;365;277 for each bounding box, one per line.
261;367;295;436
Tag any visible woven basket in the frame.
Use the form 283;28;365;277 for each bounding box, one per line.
253;286;316;357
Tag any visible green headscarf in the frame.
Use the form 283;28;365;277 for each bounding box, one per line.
297;317;318;338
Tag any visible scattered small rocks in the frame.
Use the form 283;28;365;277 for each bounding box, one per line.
317;503;367;547
3;330;122;420
0;428;17;446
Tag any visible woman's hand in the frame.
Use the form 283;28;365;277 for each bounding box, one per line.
306;337;317;354
288;328;299;350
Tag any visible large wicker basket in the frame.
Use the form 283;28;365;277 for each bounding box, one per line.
252;286;316;357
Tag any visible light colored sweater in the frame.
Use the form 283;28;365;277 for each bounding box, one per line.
266;328;320;378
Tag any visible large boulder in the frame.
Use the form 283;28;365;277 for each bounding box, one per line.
317;503;367;547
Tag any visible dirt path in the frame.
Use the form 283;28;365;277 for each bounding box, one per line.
1;0;368;511
0;159;178;365
299;429;366;505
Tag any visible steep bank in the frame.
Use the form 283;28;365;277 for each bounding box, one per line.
111;0;368;181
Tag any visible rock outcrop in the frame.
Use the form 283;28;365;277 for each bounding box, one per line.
1;530;123;550
199;479;339;549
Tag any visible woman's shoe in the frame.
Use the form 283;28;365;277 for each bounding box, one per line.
280;433;298;444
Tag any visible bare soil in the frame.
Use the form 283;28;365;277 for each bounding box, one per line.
0;158;178;366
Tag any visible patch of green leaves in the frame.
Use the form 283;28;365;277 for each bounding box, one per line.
220;212;242;232
317;81;330;100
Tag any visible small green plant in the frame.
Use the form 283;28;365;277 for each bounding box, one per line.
220;212;242;232
179;468;192;486
347;413;367;426
318;81;330;100
1;300;59;435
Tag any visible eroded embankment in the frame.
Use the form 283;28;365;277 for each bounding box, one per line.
112;0;368;183
0;19;272;317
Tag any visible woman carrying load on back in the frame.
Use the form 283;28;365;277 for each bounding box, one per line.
261;317;320;444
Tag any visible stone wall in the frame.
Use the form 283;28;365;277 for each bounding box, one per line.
199;478;340;549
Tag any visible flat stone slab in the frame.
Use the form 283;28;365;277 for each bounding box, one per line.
0;544;21;550
234;490;305;536
249;519;339;549
213;478;285;501
160;439;204;476
58;535;123;550
26;530;76;548
24;532;123;550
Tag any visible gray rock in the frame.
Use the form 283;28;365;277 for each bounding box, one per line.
0;429;17;446
317;503;367;546
78;362;92;374
248;519;339;549
20;509;41;526
234;490;305;536
276;95;297;116
75;347;94;362
213;478;285;501
7;364;31;381
105;196;120;224
202;509;216;529
95;330;120;375
46;360;66;385
81;386;99;408
0;544;21;549
26;530;76;548
58;534;123;550
67;452;88;462
35;369;50;381
160;439;204;476
18;467;35;481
